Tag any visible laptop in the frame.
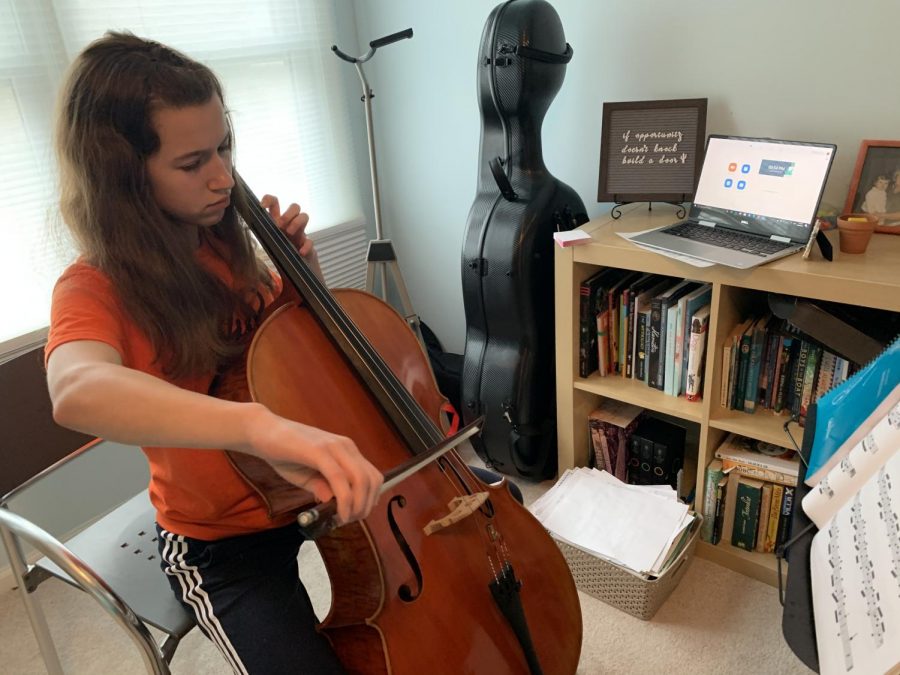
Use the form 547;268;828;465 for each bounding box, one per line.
629;135;836;269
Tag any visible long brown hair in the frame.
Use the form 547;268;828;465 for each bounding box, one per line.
55;31;274;378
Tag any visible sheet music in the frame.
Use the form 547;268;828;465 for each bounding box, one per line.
530;467;690;576
803;395;900;529
809;408;900;675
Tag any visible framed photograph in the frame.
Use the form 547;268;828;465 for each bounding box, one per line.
597;98;707;204
843;139;900;234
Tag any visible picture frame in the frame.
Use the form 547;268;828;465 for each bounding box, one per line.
597;98;707;204
843;139;900;235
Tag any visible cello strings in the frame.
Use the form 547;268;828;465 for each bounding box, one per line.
238;181;443;450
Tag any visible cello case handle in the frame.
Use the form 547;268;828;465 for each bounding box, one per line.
489;157;518;202
510;42;573;64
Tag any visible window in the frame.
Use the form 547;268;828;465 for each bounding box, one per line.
0;0;364;350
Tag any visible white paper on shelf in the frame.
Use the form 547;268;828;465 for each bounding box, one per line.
617;228;715;267
529;468;690;576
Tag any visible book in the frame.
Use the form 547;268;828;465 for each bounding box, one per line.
775;485;795;551
581;268;631;377
721;318;753;410
638;435;654;485
578;269;610;377
761;328;782;410
627;434;642;484
685;305;710;402
630;277;671;380
719;459;797;487
596;309;611;376
815;349;837;402
731;476;763;550
648;280;699;390
733;317;757;410
719;471;741;546
712;475;729;545
798;342;822;425
636;308;652;382
754;482;773;553
663;303;680;396
743;313;772;413
588;400;644;482
622;274;658;378
714;433;800;485
678;283;713;395
763;483;784;554
605;271;642;375
789;339;810;419
720;335;733;407
632;417;686;488
776;335;800;413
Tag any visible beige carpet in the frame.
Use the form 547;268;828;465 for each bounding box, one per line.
0;448;814;674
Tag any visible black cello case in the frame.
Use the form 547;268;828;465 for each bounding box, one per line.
462;0;588;480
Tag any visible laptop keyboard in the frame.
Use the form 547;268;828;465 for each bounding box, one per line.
666;222;794;257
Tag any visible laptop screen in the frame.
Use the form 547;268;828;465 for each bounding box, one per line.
689;135;836;243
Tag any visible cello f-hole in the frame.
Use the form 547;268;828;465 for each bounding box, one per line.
387;495;422;602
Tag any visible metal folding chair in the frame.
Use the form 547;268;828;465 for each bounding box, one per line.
0;345;195;673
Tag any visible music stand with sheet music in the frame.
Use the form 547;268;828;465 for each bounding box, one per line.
779;333;900;674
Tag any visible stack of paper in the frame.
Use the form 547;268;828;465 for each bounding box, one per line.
530;467;693;577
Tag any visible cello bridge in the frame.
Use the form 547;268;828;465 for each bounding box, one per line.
423;492;489;535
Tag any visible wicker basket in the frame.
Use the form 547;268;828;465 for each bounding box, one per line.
554;514;702;621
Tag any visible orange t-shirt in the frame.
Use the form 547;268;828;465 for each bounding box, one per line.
46;243;295;540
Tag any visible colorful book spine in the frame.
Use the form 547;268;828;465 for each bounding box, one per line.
733;320;755;410
685;305;710;402
712;475;729;545
790;340;810;418
743;316;769;413
635;310;649;381
764;483;785;553
720;338;733;408
719;458;798;487
732;477;763;551
596;310;610;377
754;482;773;553
647;298;664;390
775;485;796;552
664;304;679;395
798;343;822;424
766;334;785;410
701;458;725;542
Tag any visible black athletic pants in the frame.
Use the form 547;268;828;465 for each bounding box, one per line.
157;466;521;674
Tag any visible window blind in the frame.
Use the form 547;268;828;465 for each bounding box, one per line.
0;0;365;347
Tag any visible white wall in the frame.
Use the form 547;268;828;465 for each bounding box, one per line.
349;0;900;354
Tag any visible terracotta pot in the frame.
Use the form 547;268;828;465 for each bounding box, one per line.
837;214;876;254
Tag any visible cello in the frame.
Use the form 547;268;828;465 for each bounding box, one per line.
213;176;582;674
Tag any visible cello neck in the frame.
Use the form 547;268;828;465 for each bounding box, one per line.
233;174;442;453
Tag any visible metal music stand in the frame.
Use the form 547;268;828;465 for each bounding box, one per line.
332;29;427;349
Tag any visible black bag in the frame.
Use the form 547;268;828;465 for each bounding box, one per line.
461;0;588;479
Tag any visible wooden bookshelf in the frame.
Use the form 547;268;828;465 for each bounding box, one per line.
555;203;900;587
